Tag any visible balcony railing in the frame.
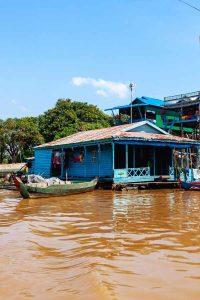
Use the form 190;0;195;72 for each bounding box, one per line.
114;167;151;183
114;167;176;183
169;167;175;181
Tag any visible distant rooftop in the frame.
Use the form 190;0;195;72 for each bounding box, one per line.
105;96;164;111
164;91;200;107
136;96;164;107
105;92;200;113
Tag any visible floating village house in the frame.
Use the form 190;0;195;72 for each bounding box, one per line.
33;121;200;185
164;91;200;139
106;91;200;140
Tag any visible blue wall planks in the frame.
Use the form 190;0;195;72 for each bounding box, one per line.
34;149;52;178
99;144;113;177
29;159;35;174
68;144;113;178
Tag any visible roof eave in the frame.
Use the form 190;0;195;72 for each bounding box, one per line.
35;138;113;150
114;137;200;146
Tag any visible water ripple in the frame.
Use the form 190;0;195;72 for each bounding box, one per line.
0;189;200;299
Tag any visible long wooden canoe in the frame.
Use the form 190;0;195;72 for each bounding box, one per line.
14;177;97;199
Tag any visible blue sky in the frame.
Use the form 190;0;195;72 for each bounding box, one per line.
0;0;199;118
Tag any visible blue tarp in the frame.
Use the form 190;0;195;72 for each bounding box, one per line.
105;96;164;111
137;96;164;107
105;103;147;111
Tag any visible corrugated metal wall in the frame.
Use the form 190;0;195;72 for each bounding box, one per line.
34;149;52;178
68;144;113;178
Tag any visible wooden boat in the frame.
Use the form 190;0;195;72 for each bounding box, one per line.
0;183;16;191
180;181;200;191
14;176;97;199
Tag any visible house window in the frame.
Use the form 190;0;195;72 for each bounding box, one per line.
91;150;97;162
71;149;84;163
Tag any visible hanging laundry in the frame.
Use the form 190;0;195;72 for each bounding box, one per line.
53;151;61;167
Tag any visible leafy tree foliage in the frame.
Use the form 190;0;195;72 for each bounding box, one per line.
0;120;7;163
0;99;111;163
39;99;111;142
0;117;44;163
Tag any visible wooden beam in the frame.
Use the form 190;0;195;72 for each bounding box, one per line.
112;142;115;172
133;146;135;168
84;146;87;178
61;148;65;179
126;144;128;169
98;144;101;177
172;148;174;169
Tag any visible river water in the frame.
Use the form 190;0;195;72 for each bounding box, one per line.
0;189;200;300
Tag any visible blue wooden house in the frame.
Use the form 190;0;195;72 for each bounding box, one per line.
33;121;200;184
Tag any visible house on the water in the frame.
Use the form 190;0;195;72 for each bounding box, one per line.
164;91;200;140
105;92;200;139
32;121;200;185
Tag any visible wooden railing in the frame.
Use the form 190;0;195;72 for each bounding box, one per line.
169;167;175;181
114;167;178;183
114;167;151;182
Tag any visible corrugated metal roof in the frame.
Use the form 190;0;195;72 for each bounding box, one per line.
36;121;198;149
37;123;143;148
137;96;164;107
105;96;164;111
105;103;147;111
118;132;194;142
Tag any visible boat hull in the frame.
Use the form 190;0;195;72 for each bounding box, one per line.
181;181;200;191
14;177;97;199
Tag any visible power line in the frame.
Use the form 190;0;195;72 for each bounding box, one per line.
177;0;200;13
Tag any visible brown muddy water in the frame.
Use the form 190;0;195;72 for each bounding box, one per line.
0;189;200;300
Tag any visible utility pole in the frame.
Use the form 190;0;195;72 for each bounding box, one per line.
129;83;135;123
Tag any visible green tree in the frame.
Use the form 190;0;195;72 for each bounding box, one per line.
0;98;111;163
39;99;111;142
0;120;7;163
2;117;44;163
17;117;44;160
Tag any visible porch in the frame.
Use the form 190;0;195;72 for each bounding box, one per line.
113;143;180;184
34;137;198;185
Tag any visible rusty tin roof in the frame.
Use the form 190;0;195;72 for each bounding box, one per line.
36;121;199;149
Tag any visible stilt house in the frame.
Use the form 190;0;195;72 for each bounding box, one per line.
33;121;200;184
106;92;200;139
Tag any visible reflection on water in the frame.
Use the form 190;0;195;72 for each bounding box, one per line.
0;189;200;299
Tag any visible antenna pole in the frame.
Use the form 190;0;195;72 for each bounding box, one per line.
129;83;133;123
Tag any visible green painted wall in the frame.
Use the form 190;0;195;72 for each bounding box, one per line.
147;106;194;133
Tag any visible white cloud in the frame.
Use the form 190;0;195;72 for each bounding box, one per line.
96;89;108;97
72;76;132;99
72;77;88;86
